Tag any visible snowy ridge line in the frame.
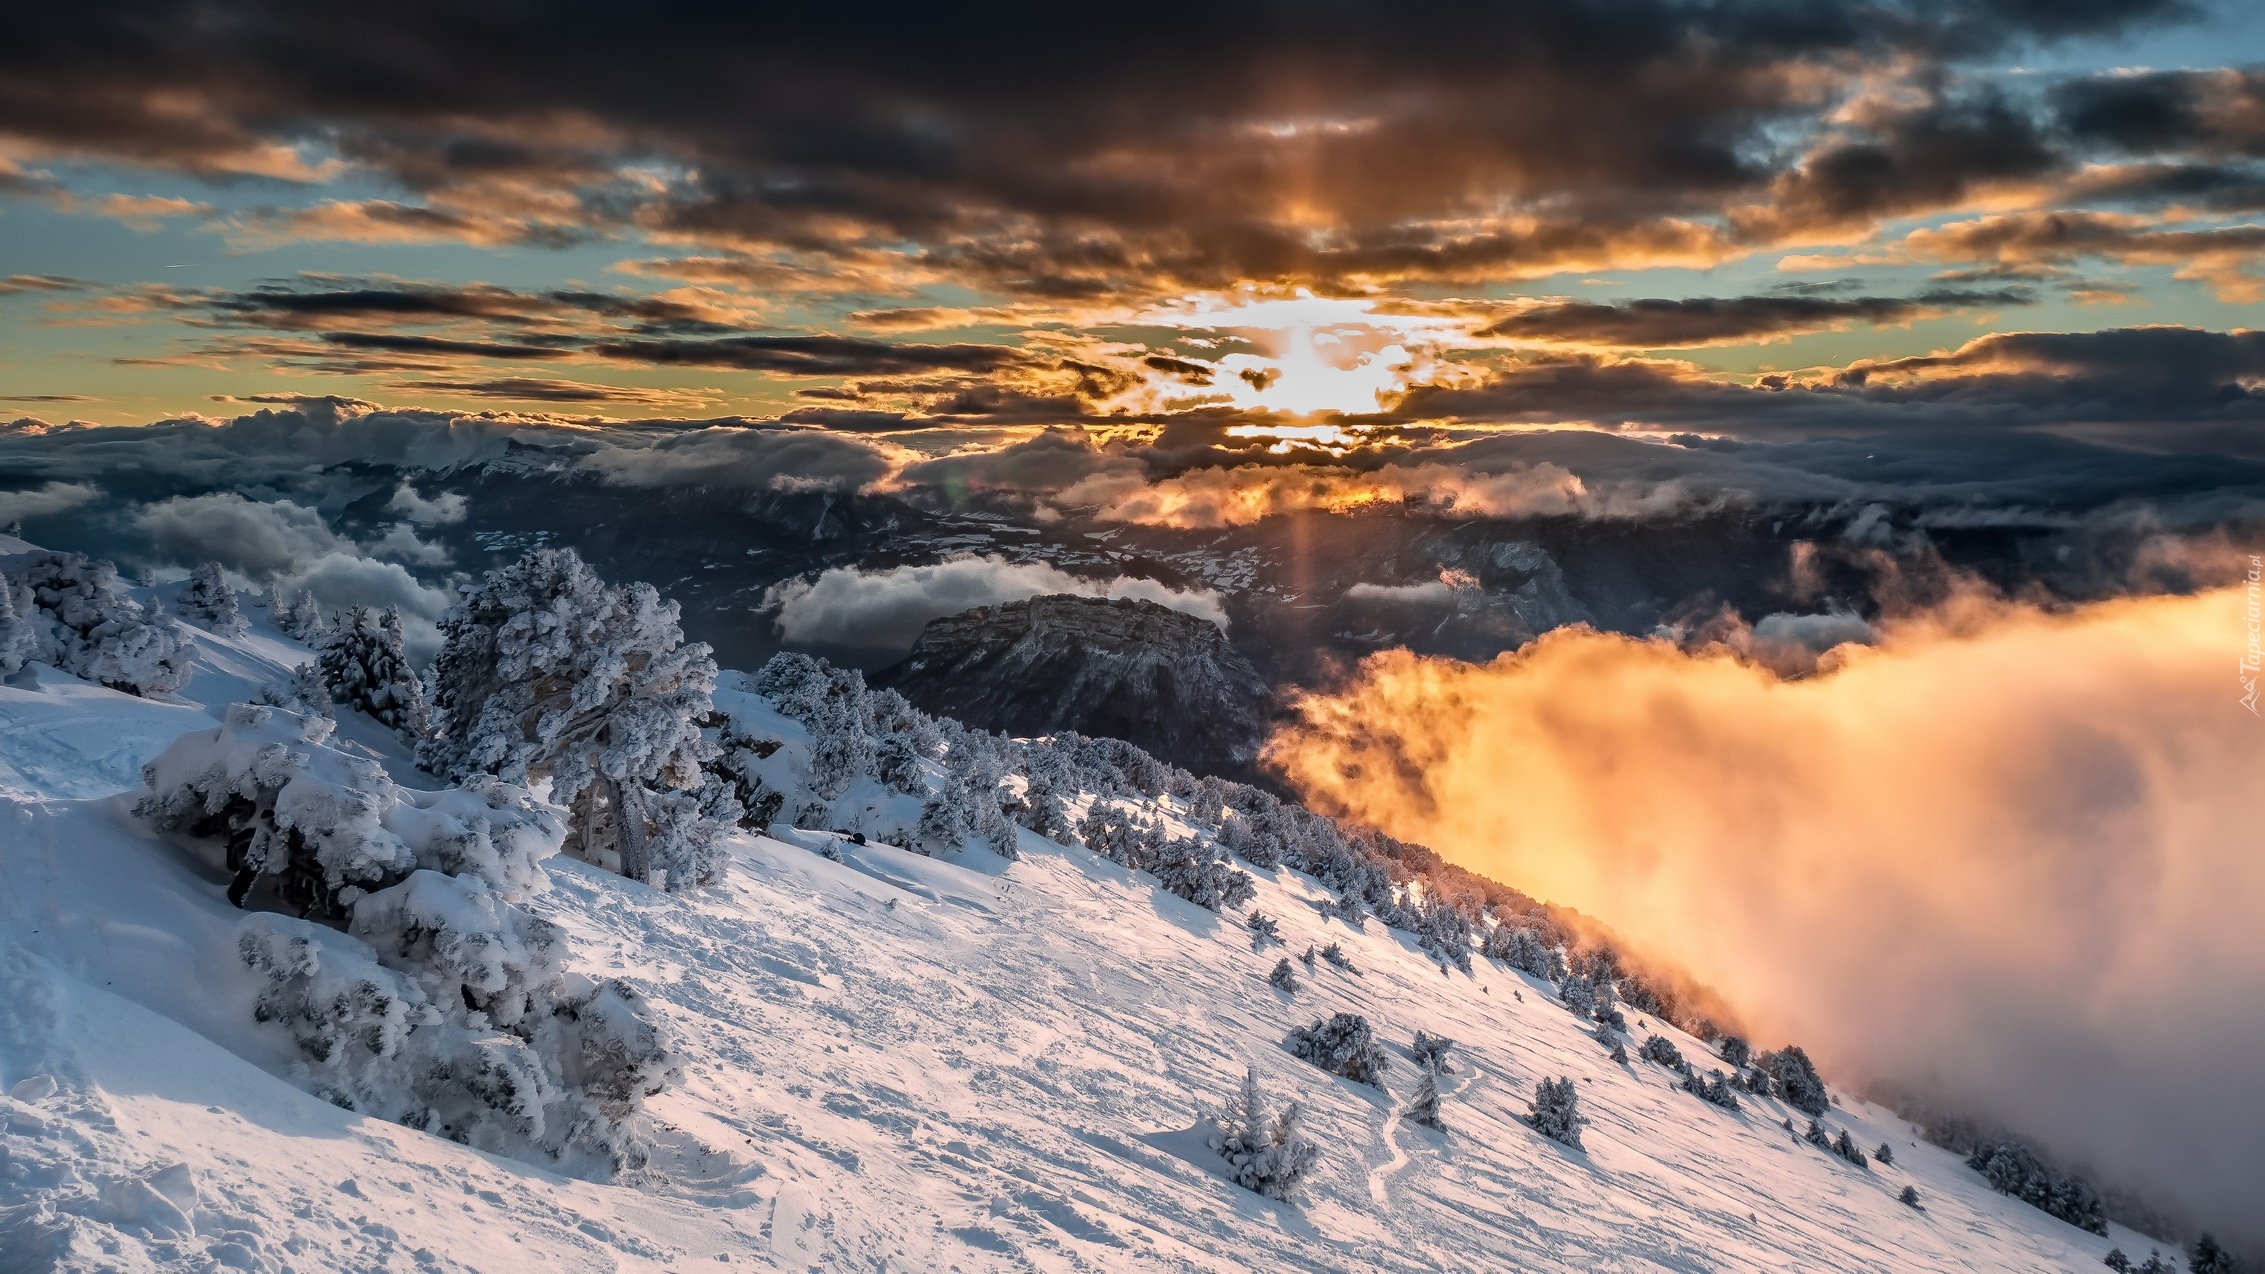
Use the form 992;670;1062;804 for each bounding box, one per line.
0;537;2229;1270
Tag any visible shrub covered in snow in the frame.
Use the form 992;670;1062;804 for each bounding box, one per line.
1680;1068;1741;1110
421;548;722;889
1964;1138;2108;1235
319;606;427;738
1527;1076;1586;1149
254;662;332;718
1287;1012;1389;1087
1319;942;1357;974
137;703;562;920
1559;973;1596;1018
0;576;39;675
20;551;192;696
1410;1031;1454;1073
1640;1035;1686;1071
1717;1034;1752;1069
1757;1045;1830;1116
239;886;675;1175
1206;1067;1320;1202
273;587;330;643
1248;910;1282;950
181;561;249;636
1269;957;1299;993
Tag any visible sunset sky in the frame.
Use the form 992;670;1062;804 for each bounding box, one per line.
3;0;2263;457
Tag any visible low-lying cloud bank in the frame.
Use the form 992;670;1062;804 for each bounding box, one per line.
1269;584;2265;1248
764;554;1229;652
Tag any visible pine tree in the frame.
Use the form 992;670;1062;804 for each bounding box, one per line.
1757;1045;1830;1116
1248;910;1283;950
181;560;249;636
2104;1250;2131;1273
276;588;331;643
2138;1251;2173;1274
1320;942;1357;974
1208;1066;1320;1202
1900;1185;1922;1210
319;606;428;738
1876;1142;1894;1166
1718;1035;1752;1069
1528;1076;1585;1149
1641;1035;1686;1070
1269;957;1299;993
1403;1057;1446;1130
420;548;719;888
2191;1234;2235;1274
1832;1127;1870;1169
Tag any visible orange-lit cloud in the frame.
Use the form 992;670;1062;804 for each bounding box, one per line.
1059;460;1705;528
1269;581;2265;1245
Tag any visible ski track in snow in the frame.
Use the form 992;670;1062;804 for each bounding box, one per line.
0;597;2172;1272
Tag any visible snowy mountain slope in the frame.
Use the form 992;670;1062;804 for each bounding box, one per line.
0;582;2182;1271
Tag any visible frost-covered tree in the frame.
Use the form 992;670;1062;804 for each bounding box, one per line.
1757;1045;1830;1116
1718;1035;1752;1069
1269;957;1299;994
1680;1068;1741;1110
1320;942;1357;974
1249;910;1283;950
1876;1142;1895;1166
1591;979;1626;1031
1641;1035;1686;1071
181;561;249;636
2138;1252;2173;1274
1148;838;1256;910
754;652;875;800
1488;925;1557;980
320;606;428;738
139;703;563;919
2190;1234;2236;1274
276;588;331;643
1404;1057;1446;1130
253;662;332;718
421;549;721;888
1528;1076;1585;1149
1831;1128;1869;1168
1288;1012;1389;1087
1411;1031;1454;1074
0;576;40;676
1964;1138;2107;1234
1559;972;1596;1019
19;552;193;695
1900;1185;1922;1210
1207;1067;1320;1202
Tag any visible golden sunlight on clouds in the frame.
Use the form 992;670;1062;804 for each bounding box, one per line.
1145;292;1476;417
1268;585;2265;1211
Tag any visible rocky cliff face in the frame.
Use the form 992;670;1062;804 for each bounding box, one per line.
872;594;1274;779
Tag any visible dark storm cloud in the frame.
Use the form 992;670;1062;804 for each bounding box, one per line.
1389;326;2265;449
2054;67;2265;157
196;279;733;333
587;334;1026;377
0;1;2196;290
1477;289;2033;347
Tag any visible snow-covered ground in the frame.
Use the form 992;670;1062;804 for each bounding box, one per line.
0;590;2172;1271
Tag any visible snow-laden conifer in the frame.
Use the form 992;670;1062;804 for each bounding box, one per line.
1527;1076;1586;1149
319;606;427;738
1269;957;1299;994
1641;1035;1686;1070
20;551;192;695
181;561;249;636
1287;1012;1389;1087
1403;1057;1446;1130
421;548;720;888
1757;1045;1830;1116
1207;1067;1319;1202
